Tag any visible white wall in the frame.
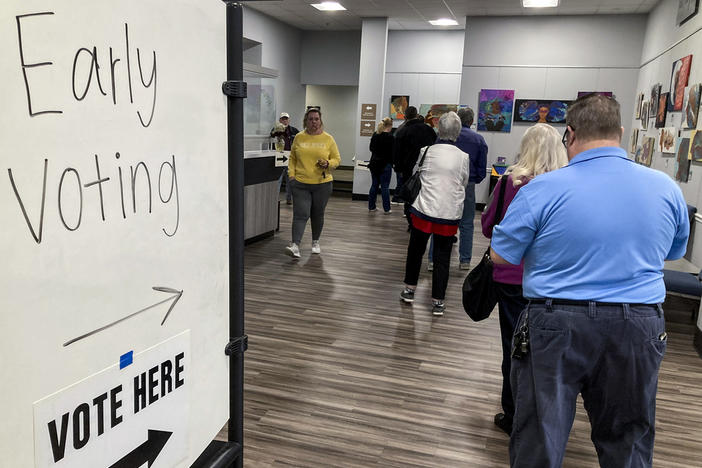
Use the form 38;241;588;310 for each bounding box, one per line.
305;85;359;166
382;30;465;120
243;6;306;121
460;14;647;204
631;0;702;265
301;31;361;86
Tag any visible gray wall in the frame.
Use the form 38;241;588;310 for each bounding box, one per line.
459;14;647;204
306;85;359;166
243;6;306;121
301;31;362;86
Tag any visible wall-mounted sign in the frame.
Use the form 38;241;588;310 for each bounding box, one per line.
361;104;377;120
360;120;374;137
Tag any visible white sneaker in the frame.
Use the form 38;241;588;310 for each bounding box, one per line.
286;243;301;258
311;240;321;254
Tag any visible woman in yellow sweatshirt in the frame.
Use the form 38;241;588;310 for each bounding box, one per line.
285;108;341;258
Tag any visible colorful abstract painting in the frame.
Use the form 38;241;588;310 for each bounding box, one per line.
669;55;692;111
659;127;677;153
684;83;701;129
656;93;669;128
514;99;571;124
641;136;655;167
690;130;702;162
390;95;409;120
634;145;643;163
478;89;514;132
675;137;691;182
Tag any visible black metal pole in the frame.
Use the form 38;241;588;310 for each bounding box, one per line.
225;2;245;468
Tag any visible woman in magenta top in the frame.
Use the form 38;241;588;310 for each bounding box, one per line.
481;123;568;436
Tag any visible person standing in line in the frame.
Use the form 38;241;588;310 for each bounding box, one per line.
271;112;300;205
480;124;568;436
368;117;394;214
285;108;340;259
399;112;469;316
428;107;487;271
392;106;438;227
490;94;689;467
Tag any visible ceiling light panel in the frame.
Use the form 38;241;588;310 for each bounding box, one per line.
311;2;347;11
522;0;559;7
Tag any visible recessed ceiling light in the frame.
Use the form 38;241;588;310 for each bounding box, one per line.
311;2;346;11
522;0;559;7
429;18;458;26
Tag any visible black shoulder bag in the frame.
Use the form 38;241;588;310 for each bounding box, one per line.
396;146;430;204
462;176;508;322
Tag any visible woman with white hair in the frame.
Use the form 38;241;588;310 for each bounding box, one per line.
400;111;470;316
481;123;568;436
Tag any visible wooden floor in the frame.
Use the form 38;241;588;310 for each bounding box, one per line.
227;194;702;467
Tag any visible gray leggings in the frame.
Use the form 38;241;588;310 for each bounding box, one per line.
290;180;333;244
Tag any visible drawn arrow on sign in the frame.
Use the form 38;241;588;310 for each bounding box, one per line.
276;155;288;162
107;429;172;468
63;287;183;347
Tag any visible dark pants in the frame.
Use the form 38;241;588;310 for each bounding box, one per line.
392;172;404;203
290;180;333;244
494;282;527;422
369;164;392;212
403;227;454;300
401;171;413;227
510;301;667;468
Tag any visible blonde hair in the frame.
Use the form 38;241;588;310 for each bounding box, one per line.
505;123;568;186
376;117;392;134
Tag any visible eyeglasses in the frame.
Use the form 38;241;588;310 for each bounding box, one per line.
562;125;574;146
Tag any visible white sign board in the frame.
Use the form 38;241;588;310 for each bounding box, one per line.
0;1;228;466
34;332;190;468
274;151;290;168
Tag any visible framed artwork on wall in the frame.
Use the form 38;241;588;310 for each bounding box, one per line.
477;89;514;132
635;93;644;118
390;95;409;120
659;127;677;153
641;136;655;167
690;130;702;162
419;104;464;128
656;93;669;128
669;55;692;111
634;145;643;163
577;91;613;98
675;137;691;182
650;83;661;117
684;83;701;129
677;0;699;25
630;128;639;153
514;99;570;124
641;102;649;130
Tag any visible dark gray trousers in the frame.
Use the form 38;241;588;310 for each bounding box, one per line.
510;300;666;468
290;180;332;244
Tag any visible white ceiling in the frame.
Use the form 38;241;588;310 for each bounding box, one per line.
243;0;659;31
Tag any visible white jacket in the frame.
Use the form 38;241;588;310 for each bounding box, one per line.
411;143;470;223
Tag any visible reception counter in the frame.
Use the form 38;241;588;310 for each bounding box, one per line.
244;150;287;242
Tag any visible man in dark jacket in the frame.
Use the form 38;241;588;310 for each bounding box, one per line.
392;106;437;224
271;112;299;204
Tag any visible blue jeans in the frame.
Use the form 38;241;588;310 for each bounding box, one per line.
510;300;667;468
369;164;392;212
429;182;475;263
277;167;292;202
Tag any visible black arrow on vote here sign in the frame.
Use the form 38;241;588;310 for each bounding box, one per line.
276;155;288;162
108;429;172;468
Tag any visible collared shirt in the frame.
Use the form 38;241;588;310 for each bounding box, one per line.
455;126;488;184
491;146;689;303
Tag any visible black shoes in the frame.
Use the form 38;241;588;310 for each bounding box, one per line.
494;413;513;436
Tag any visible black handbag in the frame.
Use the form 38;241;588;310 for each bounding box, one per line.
462;175;508;321
396;146;430;204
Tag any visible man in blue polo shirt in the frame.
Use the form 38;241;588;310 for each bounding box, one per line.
490;94;689;468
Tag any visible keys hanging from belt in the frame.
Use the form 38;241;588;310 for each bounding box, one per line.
512;313;530;359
